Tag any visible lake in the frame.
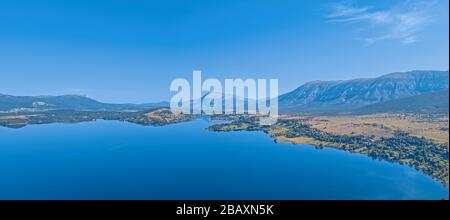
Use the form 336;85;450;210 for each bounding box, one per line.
0;119;447;199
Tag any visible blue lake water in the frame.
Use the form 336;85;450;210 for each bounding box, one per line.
0;119;448;200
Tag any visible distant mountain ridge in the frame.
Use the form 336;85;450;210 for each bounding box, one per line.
0;94;168;112
352;89;449;115
279;70;449;113
2;70;448;114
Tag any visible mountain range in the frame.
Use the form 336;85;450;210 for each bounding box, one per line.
352;89;449;115
0;94;167;112
279;70;449;113
1;70;448;114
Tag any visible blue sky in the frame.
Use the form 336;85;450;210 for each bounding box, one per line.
0;0;448;103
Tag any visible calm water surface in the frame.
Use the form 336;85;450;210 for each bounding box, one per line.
0;119;447;199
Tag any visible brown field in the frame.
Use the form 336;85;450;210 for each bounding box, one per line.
275;136;321;145
300;114;449;144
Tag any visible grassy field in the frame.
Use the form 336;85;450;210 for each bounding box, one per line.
302;114;449;144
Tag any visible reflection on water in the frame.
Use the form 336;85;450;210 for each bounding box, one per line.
0;119;447;199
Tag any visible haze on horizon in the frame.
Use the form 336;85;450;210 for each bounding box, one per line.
0;0;448;103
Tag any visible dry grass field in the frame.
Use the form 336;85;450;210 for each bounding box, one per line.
301;114;449;144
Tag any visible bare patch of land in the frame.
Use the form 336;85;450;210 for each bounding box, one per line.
302;114;449;144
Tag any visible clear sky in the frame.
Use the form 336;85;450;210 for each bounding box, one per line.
0;0;448;103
